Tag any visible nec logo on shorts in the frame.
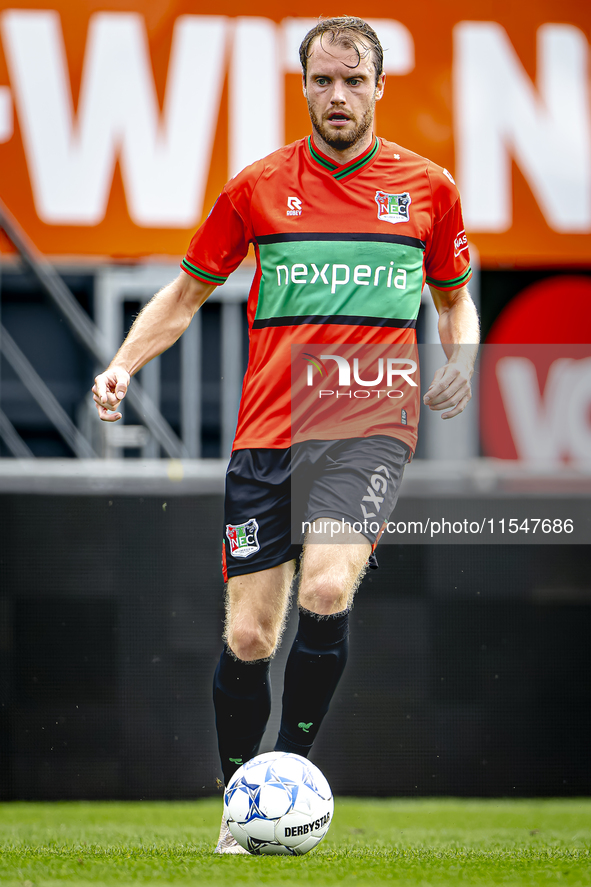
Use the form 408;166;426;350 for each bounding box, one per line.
287;196;302;216
226;519;260;558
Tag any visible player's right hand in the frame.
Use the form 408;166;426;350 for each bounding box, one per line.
92;366;131;422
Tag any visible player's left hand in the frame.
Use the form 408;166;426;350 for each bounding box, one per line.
423;362;472;419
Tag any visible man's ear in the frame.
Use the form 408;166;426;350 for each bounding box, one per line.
302;75;307;98
375;71;386;102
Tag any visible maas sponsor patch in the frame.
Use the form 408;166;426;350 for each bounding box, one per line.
454;229;469;258
375;190;411;225
226;518;260;558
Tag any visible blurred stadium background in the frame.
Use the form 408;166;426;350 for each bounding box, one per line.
0;1;589;801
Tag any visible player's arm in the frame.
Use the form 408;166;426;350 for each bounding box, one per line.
423;283;480;420
92;271;214;422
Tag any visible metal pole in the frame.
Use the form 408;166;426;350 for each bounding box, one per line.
0;324;97;458
0;237;33;458
421;248;481;462
221;302;242;458
141;357;161;458
0;250;2;417
181;312;201;458
0;407;33;458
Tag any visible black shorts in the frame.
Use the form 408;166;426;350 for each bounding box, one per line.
222;436;409;580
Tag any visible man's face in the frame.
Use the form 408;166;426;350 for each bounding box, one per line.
304;36;385;152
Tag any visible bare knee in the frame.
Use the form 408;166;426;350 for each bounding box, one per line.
299;575;349;616
224;562;295;661
299;544;370;615
226;621;278;661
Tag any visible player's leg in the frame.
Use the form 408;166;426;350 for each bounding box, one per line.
274;526;369;756
214;559;295;785
217;445;300;785
274;436;410;757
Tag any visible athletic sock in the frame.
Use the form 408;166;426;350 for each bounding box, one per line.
213;645;271;784
274;608;349;757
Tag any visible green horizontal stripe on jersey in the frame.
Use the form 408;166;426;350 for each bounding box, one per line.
426;266;472;289
256;240;424;324
181;257;227;285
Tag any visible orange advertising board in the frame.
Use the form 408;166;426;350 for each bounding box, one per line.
0;0;590;265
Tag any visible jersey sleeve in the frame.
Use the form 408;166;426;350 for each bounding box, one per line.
424;165;472;291
181;162;263;285
181;191;251;285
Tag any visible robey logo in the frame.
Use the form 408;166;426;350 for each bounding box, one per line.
287;196;302;216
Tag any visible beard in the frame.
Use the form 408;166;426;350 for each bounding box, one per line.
308;100;375;152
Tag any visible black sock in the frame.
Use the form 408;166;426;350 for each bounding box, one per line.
213;645;271;784
275;608;349;757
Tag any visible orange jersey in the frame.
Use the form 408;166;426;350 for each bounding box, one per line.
182;136;471;452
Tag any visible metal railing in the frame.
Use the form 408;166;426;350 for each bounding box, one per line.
0;197;189;458
93;263;253;459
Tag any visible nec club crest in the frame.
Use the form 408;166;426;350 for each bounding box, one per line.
375;190;411;224
226;519;260;558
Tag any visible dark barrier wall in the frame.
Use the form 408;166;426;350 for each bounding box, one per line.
1;494;589;799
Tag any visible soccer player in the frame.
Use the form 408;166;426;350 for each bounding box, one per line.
93;17;479;853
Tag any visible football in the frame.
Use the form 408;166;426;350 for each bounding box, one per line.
223;751;334;855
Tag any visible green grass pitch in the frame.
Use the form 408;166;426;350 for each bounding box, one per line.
1;798;589;886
